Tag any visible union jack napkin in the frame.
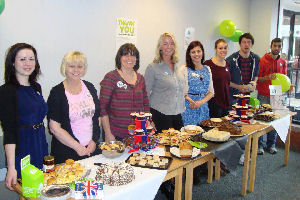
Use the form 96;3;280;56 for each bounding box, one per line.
75;181;104;199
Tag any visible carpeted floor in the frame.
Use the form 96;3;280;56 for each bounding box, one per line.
155;147;300;200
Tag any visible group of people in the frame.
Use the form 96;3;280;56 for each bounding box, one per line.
0;32;288;194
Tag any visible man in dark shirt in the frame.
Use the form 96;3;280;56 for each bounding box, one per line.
226;33;260;105
226;33;260;165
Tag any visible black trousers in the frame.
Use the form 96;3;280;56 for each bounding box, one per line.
150;108;183;133
208;101;229;118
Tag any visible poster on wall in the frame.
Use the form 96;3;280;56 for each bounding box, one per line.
116;18;137;51
184;27;195;50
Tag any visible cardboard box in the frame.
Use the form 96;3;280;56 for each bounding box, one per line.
21;155;44;198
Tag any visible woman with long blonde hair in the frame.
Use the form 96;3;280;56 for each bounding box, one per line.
144;32;185;133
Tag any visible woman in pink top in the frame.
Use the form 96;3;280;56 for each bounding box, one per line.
100;43;150;141
47;51;100;164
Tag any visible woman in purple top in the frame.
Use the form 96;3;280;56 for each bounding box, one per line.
204;39;231;117
100;43;150;141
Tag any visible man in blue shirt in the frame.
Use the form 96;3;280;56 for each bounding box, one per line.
226;33;260;165
226;33;260;105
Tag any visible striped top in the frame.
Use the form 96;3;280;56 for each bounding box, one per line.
99;69;150;138
238;57;252;84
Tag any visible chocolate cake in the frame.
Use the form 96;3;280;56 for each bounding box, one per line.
95;162;135;186
201;118;229;127
218;123;242;135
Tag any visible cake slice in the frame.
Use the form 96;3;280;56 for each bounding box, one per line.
179;141;193;158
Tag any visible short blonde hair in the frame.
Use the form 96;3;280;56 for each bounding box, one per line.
153;32;179;64
60;51;88;77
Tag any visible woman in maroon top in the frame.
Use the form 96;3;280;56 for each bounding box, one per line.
99;43;150;141
204;39;231;117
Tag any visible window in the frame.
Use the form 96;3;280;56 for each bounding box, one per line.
279;4;300;124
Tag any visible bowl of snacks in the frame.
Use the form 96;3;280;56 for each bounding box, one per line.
99;141;126;158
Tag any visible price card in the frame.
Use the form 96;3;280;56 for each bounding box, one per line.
269;85;282;95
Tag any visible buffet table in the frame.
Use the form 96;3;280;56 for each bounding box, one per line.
241;110;295;196
14;110;295;200
14;150;214;200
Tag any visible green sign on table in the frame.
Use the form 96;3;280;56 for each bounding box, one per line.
21;155;44;198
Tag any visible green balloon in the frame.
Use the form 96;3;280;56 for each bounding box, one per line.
0;0;5;15
219;20;236;37
229;29;243;42
271;73;291;92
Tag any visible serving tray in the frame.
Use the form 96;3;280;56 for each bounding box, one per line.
125;154;172;170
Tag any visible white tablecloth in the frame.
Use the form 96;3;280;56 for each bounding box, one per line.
75;147;167;200
257;109;291;143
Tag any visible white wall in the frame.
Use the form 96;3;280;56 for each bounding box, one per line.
249;0;279;57
0;0;252;92
0;0;278;137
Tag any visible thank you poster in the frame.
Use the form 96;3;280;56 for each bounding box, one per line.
116;18;137;51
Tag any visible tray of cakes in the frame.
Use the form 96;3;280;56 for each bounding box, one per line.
248;104;272;116
43;159;87;185
232;103;252;111
201;118;230;128
254;112;279;122
227;111;254;121
217;123;243;137
261;104;272;112
169;140;201;159
201;128;231;142
125;153;172;170
124;135;159;151
154;128;191;146
95;162;134;186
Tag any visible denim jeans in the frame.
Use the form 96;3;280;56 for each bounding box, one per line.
257;94;277;149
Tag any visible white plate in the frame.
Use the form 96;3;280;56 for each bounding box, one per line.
170;146;201;159
202;128;230;142
180;125;204;135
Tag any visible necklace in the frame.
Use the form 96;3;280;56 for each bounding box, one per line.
118;69;137;85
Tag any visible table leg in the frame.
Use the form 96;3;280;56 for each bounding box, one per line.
215;159;220;180
241;135;252;196
185;165;193;200
175;167;183;200
207;159;213;184
284;117;292;166
249;133;259;192
19;196;26;200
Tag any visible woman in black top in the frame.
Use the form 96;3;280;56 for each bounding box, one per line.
47;51;101;164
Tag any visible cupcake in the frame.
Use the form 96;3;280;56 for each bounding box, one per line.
135;129;145;135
